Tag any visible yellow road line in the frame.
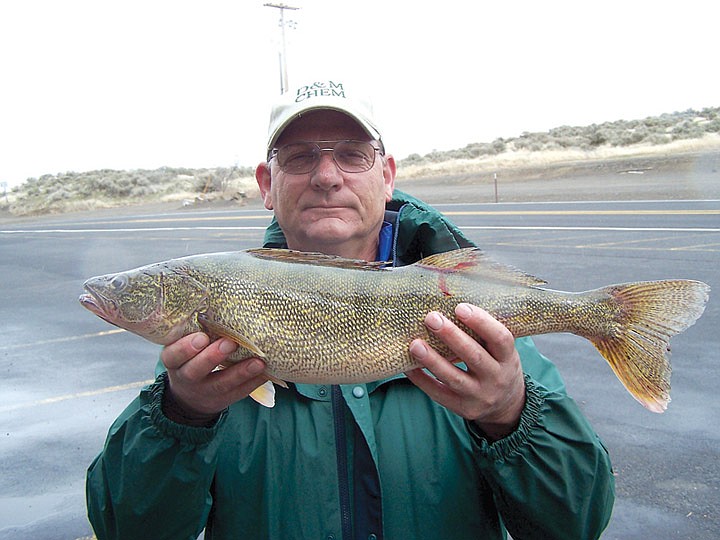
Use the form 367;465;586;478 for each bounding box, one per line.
1;329;154;413
577;234;688;248
461;225;720;232
493;240;720;253
0;329;126;351
125;214;272;223
444;209;720;216
0;379;155;413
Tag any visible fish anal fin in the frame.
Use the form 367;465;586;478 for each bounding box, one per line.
416;248;547;286
246;248;389;270
197;313;267;359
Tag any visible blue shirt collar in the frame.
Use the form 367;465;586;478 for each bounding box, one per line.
377;220;393;263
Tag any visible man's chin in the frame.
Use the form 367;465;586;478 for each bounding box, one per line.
298;219;357;247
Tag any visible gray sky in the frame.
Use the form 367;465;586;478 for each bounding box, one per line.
1;0;718;187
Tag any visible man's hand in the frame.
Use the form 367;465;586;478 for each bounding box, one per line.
405;303;526;441
160;332;268;425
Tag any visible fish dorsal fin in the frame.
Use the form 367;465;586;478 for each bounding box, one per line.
246;248;389;270
416;248;547;286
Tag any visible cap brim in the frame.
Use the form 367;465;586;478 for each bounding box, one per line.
267;99;381;152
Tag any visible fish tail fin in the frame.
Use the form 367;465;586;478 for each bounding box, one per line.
587;280;709;413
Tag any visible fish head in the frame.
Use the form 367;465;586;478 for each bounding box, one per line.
79;262;209;345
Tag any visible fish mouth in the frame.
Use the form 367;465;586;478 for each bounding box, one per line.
78;286;117;324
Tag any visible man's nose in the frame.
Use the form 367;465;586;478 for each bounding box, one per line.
310;151;343;190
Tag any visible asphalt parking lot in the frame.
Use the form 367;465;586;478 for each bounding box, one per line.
1;153;718;539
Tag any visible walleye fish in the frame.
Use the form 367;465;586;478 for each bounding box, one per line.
79;248;709;412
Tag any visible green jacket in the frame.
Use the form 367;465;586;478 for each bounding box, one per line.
86;190;614;539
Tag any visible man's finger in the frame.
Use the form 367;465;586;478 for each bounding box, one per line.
454;303;516;363
408;338;472;396
423;310;493;374
161;332;210;370
179;338;239;381
211;357;267;395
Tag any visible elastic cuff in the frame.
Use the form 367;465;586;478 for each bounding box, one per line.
162;381;222;427
147;372;226;444
467;374;544;462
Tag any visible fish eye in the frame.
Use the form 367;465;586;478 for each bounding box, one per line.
109;274;129;292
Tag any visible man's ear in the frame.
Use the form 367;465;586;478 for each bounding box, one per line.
255;162;274;210
382;154;397;201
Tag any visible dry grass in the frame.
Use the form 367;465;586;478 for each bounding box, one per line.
5;105;719;216
396;134;720;180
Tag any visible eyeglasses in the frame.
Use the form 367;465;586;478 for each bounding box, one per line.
268;140;383;175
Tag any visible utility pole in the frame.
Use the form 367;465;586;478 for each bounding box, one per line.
264;3;299;94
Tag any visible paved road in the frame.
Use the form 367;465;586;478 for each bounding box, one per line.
1;198;718;539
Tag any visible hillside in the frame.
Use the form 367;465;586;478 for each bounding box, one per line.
3;106;719;216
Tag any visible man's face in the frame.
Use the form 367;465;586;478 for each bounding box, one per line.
256;110;396;260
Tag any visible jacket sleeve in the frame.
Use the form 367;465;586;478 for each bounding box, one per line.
469;337;615;540
86;373;224;540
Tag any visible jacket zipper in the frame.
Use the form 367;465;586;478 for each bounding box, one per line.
332;385;352;540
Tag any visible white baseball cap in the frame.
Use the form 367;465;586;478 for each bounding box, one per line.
266;79;382;155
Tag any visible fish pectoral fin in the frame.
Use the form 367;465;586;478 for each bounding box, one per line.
249;380;276;408
266;373;289;389
416;247;547;286
197;313;267;359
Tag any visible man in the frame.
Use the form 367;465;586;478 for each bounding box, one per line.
87;80;615;539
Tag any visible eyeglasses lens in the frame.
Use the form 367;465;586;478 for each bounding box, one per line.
276;141;378;174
